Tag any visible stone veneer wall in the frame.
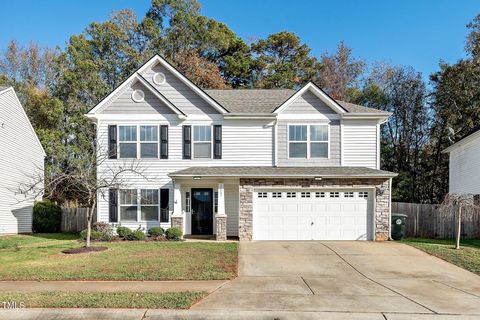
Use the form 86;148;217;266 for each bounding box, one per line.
238;178;391;241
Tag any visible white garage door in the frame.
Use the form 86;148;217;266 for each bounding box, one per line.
252;190;373;240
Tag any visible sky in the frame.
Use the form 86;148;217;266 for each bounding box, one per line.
1;0;479;81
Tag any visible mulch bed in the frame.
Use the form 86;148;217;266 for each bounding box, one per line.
62;246;108;254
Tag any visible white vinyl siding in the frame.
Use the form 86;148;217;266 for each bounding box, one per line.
449;136;480;195
278;120;340;166
0;89;44;234
96;118;271;233
342;120;379;169
101;82;176;115
281;91;338;115
140;64;220;115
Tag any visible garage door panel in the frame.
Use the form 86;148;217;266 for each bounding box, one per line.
253;190;373;241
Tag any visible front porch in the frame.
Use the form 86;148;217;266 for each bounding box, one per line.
170;178;240;241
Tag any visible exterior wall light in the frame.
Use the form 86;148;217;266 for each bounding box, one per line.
193;176;201;180
314;177;322;181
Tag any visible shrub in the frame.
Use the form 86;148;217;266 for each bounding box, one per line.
116;226;132;238
93;222;113;241
80;229;103;241
92;222;110;233
79;228;113;241
32;201;62;233
126;229;146;241
165;227;183;240
148;227;165;237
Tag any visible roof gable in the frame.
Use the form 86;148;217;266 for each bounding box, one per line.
0;87;45;156
88;55;228;116
100;80;177;115
140;62;222;115
274;82;347;115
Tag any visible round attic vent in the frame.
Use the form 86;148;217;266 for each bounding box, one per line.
131;89;145;102
153;72;166;85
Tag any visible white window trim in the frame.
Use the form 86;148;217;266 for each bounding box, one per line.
287;124;330;159
118;189;160;222
192;125;213;159
117;124;165;160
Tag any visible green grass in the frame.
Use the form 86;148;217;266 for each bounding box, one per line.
0;234;238;280
0;291;206;309
403;238;480;274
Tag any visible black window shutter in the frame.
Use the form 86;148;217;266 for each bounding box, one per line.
108;125;117;159
183;125;191;159
160;189;169;222
214;125;222;159
108;189;118;222
160;125;168;159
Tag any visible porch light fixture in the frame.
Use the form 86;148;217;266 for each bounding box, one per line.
314;177;323;181
377;185;386;196
193;176;202;180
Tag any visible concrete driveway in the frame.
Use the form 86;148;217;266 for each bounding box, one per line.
193;241;480;318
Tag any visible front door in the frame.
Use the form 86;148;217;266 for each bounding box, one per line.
191;188;213;235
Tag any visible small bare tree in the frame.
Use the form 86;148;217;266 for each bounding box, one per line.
18;126;149;248
441;193;479;249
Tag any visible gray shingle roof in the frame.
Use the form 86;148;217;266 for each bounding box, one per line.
205;89;294;113
204;89;389;115
169;166;397;178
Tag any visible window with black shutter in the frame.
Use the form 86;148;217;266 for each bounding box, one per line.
108;125;117;159
108;189;118;222
160;125;168;159
214;125;222;159
160;189;169;222
183;125;191;159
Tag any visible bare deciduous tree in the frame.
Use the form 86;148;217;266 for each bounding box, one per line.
18;126;150;248
441;193;479;249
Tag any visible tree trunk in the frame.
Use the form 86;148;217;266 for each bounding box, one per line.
455;205;462;250
85;200;96;248
86;211;91;248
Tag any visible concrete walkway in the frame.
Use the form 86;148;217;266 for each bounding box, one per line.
0;280;227;293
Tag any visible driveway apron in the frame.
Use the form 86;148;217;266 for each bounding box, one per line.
193;241;480;316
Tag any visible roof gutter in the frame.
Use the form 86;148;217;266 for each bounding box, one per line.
442;130;480;153
169;173;398;179
223;113;277;120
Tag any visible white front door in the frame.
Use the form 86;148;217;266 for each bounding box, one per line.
252;190;373;240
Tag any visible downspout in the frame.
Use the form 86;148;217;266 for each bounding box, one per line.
274;119;278;167
389;178;393;241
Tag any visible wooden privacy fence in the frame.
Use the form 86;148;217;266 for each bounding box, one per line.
392;202;480;238
61;208;96;232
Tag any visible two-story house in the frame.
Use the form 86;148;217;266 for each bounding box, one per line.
87;55;396;241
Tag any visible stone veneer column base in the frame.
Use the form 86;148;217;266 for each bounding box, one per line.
215;214;227;241
171;215;184;238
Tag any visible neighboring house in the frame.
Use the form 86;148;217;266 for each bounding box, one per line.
443;127;480;196
87;55;396;241
0;86;45;234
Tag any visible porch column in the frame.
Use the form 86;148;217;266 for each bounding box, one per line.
171;181;184;236
215;183;227;241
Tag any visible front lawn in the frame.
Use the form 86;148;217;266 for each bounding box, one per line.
403;238;480;274
0;291;206;309
0;234;238;280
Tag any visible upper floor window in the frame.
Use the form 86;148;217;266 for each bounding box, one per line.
118;125;161;159
288;124;329;159
119;126;137;158
193;125;212;158
140;125;158;158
